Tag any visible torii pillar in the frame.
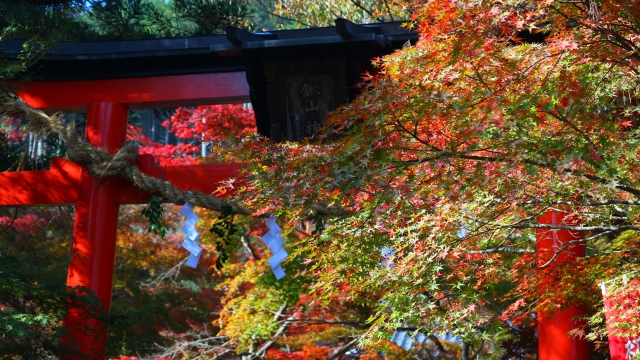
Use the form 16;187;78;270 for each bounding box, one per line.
536;210;590;360
0;73;249;358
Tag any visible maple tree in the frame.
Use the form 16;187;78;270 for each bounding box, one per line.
212;0;640;357
127;104;256;166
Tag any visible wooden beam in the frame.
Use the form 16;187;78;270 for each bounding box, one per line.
0;158;81;206
14;72;250;112
0;155;243;206
115;154;243;203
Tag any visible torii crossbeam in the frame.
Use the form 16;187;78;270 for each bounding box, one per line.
0;73;248;358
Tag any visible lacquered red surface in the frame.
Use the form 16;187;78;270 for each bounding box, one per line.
14;72;250;112
0;155;242;206
0;158;81;206
62;102;127;357
536;210;590;360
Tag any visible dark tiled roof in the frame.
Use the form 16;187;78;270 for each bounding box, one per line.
1;19;416;80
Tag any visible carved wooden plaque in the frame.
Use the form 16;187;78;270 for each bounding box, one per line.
263;56;348;141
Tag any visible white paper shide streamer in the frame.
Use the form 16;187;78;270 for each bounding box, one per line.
180;202;203;268
260;216;288;280
390;330;461;351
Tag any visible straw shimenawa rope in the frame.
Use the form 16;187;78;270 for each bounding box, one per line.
5;99;347;217
7;99;252;215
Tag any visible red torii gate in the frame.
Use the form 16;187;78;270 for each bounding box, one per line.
0;72;248;357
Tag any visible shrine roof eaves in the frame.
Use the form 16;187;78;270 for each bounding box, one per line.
0;35;228;60
0;19;417;81
213;20;417;55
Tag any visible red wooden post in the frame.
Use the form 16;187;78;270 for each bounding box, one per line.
536;210;590;360
0;73;250;358
63;102;128;357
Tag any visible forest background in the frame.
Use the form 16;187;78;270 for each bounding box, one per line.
2;0;640;359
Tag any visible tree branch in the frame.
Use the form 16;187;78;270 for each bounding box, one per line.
284;318;368;328
525;199;640;207
251;303;289;359
399;148;640;199
326;336;360;360
428;335;450;354
241;235;259;260
466;247;535;254
253;0;312;28
0;207;18;235
510;223;640;232
348;0;381;22
469;339;485;360
538;231;613;269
